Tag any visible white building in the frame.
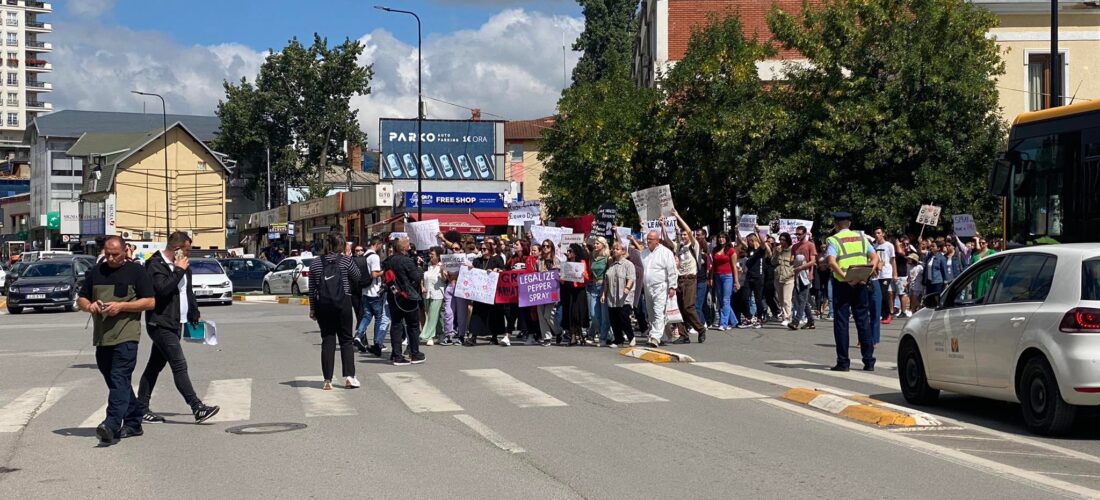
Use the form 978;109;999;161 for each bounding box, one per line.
0;1;51;174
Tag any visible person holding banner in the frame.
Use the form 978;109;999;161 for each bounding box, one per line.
640;230;678;348
601;240;636;347
419;247;447;345
669;209;706;343
536;240;562;345
466;239;506;346
508;239;538;344
560;243;591;346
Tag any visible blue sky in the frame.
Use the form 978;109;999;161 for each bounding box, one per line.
48;0;585;144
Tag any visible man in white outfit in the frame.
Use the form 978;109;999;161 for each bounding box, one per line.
640;230;678;347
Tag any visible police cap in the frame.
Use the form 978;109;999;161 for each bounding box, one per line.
832;211;853;221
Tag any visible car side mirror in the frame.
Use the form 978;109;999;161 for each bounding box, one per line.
922;293;940;309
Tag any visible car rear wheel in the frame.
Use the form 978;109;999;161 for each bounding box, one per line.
899;338;939;405
262;282;271;295
291;283;301;296
1018;356;1077;436
7;306;22;314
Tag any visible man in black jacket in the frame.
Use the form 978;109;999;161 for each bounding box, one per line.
137;232;220;423
382;238;424;366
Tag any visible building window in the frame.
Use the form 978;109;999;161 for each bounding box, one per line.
5;12;16;27
1027;53;1066;112
5;32;14;46
6;112;16;126
6;91;15;106
6;72;15;85
510;144;523;162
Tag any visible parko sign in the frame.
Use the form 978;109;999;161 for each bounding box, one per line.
379;119;504;181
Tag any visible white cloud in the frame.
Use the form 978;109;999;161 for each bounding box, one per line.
64;0;117;19
47;9;581;148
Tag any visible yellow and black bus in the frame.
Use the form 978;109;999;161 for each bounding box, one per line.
989;99;1100;245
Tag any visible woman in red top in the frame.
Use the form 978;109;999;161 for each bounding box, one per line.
559;243;590;346
711;232;740;330
506;239;538;344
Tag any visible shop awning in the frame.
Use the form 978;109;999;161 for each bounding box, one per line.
412;213;485;234
472;211;509;227
369;214;405;235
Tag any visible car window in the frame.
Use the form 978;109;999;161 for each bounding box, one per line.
275;261;295;272
74;260;89;275
191;260;224;275
23;262;73;277
947;257;1003;307
1083;258;1100;300
223;260;241;273
989;254;1056;304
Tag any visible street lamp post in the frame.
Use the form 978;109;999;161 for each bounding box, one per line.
131;90;171;236
375;5;423;221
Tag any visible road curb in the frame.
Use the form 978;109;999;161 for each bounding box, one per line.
276;296;310;305
618;347;695;363
782;388;922;427
0;297;6;309
234;294;278;302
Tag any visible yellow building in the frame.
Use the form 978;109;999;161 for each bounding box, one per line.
71;122;229;249
978;0;1100;116
504;116;555;203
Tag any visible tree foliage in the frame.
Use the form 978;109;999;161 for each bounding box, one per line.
214;34;373;202
571;0;638;86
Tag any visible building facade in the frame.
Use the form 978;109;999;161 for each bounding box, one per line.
504;116;554;203
0;0;51;178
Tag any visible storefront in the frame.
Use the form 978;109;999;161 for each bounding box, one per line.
398;191;514;236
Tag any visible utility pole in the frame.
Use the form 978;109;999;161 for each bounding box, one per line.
266;146;272;210
1050;0;1062;108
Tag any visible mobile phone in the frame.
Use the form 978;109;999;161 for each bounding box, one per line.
401;154;419;177
438;155;456;178
474;155;493;179
455;154;475;179
419;154;438;178
174;249;184;260
385;154;404;178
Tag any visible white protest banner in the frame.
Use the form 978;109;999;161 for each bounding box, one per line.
441;254;469;274
757;226;771;240
738;214;758;238
952;214;977;238
455;267;500;305
631;184;674;222
389;232;407;241
645;217;678;241
561;262;586;283
916;204;942;226
508;201;541;227
615;226;632;249
530;225;563;249
560;233;584;263
407;219;440;250
778;219;814;236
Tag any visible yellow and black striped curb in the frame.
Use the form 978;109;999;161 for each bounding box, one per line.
233;294;279;302
0;297;6;309
276;296;310;305
619;347;696;363
782;388;939;427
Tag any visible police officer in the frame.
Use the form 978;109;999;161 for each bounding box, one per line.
825;212;880;372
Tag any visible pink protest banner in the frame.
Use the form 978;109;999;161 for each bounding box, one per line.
517;270;560;307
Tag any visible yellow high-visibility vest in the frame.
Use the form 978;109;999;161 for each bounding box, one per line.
827;229;870;280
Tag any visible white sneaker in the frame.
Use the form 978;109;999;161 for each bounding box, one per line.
780;320;790;327
525;335;537;346
608;343;619;348
501;335;511;346
345;376;361;389
426;338;434;346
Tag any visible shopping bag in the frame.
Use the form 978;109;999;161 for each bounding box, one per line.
184;322;205;342
203;320;219;346
665;290;683;323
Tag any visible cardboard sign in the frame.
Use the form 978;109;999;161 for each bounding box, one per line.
595;203;617;238
631;185;674;222
389;232;408;241
916;205;942;226
738;214;758;238
517;270;561;307
407;220;440;250
777;219;814;236
508;201;541;227
953;214;977;238
495;270;520;304
559;233;584;263
615;226;632;249
561;262;586;283
455;267;500;305
645;217;678;241
441;254;469;274
530;225;563;249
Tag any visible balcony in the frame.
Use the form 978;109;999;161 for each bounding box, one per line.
25;41;52;52
25;59;51;72
25;22;52;32
6;99;16;106
25;1;52;12
26;100;51;110
5;40;17;47
25;80;52;91
6;58;16;68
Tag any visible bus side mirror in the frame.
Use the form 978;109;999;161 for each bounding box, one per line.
988;158;1012;196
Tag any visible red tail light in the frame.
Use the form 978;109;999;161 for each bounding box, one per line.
301;271;310;277
1059;308;1100;332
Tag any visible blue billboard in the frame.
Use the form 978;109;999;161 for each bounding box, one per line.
379;119;501;181
404;191;520;210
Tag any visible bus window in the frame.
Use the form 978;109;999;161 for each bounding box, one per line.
1008;133;1066;243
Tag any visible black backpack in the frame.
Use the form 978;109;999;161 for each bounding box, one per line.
314;256;347;308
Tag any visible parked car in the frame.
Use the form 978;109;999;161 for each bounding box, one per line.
19;250;74;264
189;258;233;306
899;244;1100;436
220;258;275;292
262;256;313;295
1;261;29;295
6;258;89;314
0;263;6;295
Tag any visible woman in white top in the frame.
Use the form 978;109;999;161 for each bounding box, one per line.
420;247;448;345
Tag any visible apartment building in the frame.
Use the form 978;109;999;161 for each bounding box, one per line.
0;0;50;175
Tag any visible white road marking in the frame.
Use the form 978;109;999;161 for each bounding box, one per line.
954;449;1073;459
0;386;70;432
761;398;1100;499
294;376;357;417
378;372;463;413
0;350;93;358
768;359;901;390
914;434;1005;441
617;363;765;399
462;369;567;408
79;404;109;429
453;414;525;454
693;362;850;393
204;378;252;422
540;366;667;403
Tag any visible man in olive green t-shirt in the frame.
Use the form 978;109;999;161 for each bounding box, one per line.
78;236;155;446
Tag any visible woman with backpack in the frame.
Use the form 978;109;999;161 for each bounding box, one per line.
308;231;362;391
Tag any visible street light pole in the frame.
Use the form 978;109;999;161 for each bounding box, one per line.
132;90;171;237
375;5;423;221
1050;0;1061;108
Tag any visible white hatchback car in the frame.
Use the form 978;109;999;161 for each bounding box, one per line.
899;244;1100;435
189;258;234;306
262;256;313;295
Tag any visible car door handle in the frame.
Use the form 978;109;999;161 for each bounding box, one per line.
962;319;976;323
1011;317;1026;322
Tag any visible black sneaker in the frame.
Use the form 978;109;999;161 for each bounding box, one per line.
367;344;383;357
96;423;118;445
672;337;691;345
193;404;220;423
801;322;816;330
353;337;367;353
142;411;166;423
830;364;850;372
119;425;144;438
410;352;426;364
698;331;705;343
392;356;411;366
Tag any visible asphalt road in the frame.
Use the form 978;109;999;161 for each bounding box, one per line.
1;301;1098;499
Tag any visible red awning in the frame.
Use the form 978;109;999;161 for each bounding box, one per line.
413;213;485;234
472;211;509;227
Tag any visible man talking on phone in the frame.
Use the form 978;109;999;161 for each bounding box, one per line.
79;236;156;445
137;231;220;424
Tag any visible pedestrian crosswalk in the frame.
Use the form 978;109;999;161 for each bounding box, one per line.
0;357;910;435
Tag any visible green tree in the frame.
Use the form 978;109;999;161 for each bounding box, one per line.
762;0;1006;232
571;0;638;85
214;34;373;202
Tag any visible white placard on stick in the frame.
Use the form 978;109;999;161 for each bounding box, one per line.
777;219;814;236
455;267;500;305
738;215;758;238
560;233;584;263
441;254;469;274
952;214;977;238
645;217;678;241
615;226;632;249
631;185;674;222
561;262;586;283
508;201;541;227
916;205;942;226
407;219;440;250
530;225;563;249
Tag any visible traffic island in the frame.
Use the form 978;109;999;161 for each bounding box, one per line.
782;388;938;427
276;296;310;305
618;347;695;363
233;294;278;302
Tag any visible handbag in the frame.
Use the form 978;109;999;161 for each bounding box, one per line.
665;290;683;323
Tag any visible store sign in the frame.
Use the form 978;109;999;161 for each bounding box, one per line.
299;199;325;218
404;191;511;210
60;201;80;235
380;119;501;181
